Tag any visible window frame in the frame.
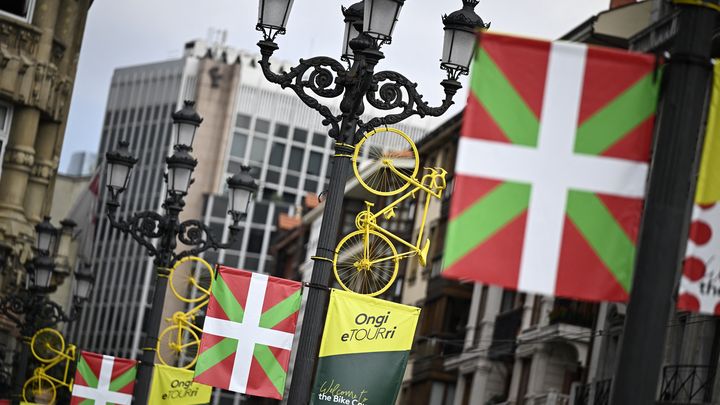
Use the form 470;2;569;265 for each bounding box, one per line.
0;0;36;23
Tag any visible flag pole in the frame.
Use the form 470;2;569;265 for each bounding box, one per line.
611;2;718;404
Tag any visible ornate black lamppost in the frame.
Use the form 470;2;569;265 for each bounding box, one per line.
0;217;94;403
254;0;488;402
103;101;259;403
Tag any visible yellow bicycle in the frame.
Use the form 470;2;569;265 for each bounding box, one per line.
157;256;214;369
333;127;447;296
23;328;76;404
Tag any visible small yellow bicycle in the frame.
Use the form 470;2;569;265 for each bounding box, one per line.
23;328;76;404
333;127;447;296
157;256;214;369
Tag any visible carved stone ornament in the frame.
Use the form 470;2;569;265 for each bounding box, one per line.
30;162;54;180
3;148;35;168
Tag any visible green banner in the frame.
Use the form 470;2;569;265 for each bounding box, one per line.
310;289;420;405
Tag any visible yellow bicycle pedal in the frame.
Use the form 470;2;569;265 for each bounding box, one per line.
384;208;396;219
419;239;431;267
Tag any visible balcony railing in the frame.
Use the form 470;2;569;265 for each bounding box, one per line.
572;379;611;405
659;365;713;403
549;299;596;329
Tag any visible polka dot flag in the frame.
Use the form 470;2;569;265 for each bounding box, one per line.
679;64;720;315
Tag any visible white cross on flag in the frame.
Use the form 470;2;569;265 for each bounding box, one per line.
194;266;302;399
71;351;137;405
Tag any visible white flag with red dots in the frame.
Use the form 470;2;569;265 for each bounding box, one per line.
678;64;720;315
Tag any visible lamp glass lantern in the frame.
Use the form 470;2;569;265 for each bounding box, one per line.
171;101;203;150
227;166;259;219
105;140;138;196
441;0;488;78
166;149;197;196
35;216;57;254
73;265;95;301
342;1;364;61
31;257;54;290
363;0;404;43
257;0;295;35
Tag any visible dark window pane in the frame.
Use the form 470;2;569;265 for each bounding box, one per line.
313;132;327;147
245;256;260;271
253;202;270;224
1;1;29;18
236;114;251;129
308;152;322;175
305;179;318;193
282;193;296;204
269;142;285;167
211;196;228;218
250;138;267;162
266;169;280;184
204;251;219;266
227;160;243;175
293;128;308;143
255;119;270;134
231;132;247;158
286;174;299;189
274;124;289;139
289;147;303;172
247;230;264;253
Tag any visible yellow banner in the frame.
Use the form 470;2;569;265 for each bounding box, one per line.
697;63;720;204
319;289;420;357
150;364;212;404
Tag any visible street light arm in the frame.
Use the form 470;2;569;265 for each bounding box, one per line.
257;40;346;138
358;73;462;136
175;221;244;261
105;209;163;259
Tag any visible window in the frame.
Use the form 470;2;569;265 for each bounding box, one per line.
285;174;299;189
255;119;270;134
247;229;264;254
250;138;267;162
231;132;247;158
304;179;318;193
266;169;280;185
269;142;285;167
236;114;251;129
1;1;35;22
274;124;289;139
312;132;326;147
289;147;303;172
253;202;269;224
308;152;322;175
293;128;308;143
211;196;228;219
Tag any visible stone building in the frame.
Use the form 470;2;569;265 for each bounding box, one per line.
0;0;92;294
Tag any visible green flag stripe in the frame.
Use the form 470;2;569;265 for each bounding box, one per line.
566;190;635;291
78;399;94;405
575;72;659;155
108;366;136;392
444;182;531;269
259;290;301;329
254;344;287;396
195;337;237;378
213;274;244;323
76;356;98;389
470;48;540;147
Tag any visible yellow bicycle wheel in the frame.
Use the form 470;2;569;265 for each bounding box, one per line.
170;256;214;303
334;229;399;296
31;328;64;363
353;127;420;196
157;324;201;369
23;375;56;404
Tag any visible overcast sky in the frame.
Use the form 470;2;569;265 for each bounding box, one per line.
60;0;610;171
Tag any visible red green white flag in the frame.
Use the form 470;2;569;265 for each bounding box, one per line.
193;266;302;399
70;351;137;405
442;33;660;301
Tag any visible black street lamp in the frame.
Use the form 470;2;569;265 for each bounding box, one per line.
254;1;487;403
1;217;93;403
104;100;258;404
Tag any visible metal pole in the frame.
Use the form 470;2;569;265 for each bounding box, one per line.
11;335;31;405
610;3;717;404
131;269;170;405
